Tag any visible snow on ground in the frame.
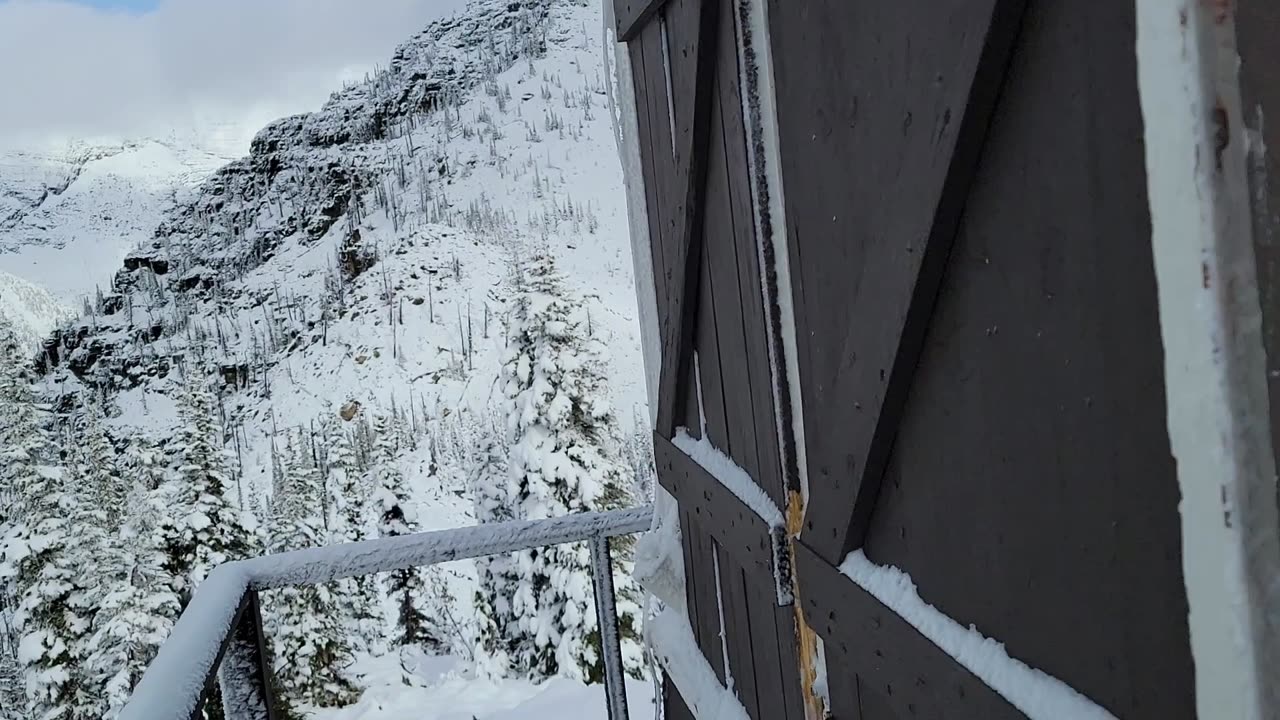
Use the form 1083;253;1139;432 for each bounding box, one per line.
313;653;655;720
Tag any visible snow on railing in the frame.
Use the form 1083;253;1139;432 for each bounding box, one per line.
119;506;654;720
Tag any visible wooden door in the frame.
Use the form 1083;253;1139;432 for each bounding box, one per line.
768;1;1197;718
614;0;808;717
616;0;1202;718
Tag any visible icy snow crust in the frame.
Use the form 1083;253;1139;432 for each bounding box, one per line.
840;551;1115;719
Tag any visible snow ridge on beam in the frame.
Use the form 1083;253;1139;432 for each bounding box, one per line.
839;551;1114;719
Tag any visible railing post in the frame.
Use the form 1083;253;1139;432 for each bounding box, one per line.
217;590;277;720
589;533;630;720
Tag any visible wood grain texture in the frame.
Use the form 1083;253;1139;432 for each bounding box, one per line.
614;0;670;42
861;2;1195;716
1237;0;1280;527
795;543;1025;720
654;0;720;437
765;0;1026;563
655;432;776;582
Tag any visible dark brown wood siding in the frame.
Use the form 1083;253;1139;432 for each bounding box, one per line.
767;1;1195;718
619;0;1203;717
1238;0;1280;529
620;0;806;717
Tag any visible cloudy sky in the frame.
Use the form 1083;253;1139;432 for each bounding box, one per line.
0;0;470;150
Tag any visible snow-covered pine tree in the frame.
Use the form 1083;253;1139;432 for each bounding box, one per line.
492;251;643;682
370;415;440;652
159;369;256;601
470;439;519;677
0;329;85;719
65;402;132;712
78;402;124;522
263;429;359;709
320;415;382;655
84;474;179;719
0;624;23;720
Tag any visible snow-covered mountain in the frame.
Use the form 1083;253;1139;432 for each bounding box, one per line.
5;0;654;715
36;0;645;551
0;269;71;351
0;139;233;307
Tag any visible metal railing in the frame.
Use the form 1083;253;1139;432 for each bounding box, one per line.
119;506;654;720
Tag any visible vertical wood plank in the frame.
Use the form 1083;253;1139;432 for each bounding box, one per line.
742;574;791;720
1237;0;1280;528
716;0;784;506
766;0;1026;563
653;0;721;437
695;530;727;682
678;508;704;650
702;82;760;477
696;243;730;446
719;552;761;718
628;32;669;324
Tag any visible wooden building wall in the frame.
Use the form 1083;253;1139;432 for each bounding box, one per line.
613;0;1280;718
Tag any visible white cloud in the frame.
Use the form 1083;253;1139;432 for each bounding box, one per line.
0;0;471;151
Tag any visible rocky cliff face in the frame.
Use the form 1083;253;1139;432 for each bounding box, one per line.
31;0;646;503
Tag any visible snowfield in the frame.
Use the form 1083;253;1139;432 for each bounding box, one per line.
312;653;656;720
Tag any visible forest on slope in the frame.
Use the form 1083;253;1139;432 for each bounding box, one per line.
0;0;656;717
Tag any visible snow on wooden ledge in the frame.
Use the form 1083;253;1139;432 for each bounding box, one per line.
673;428;785;528
839;551;1115;720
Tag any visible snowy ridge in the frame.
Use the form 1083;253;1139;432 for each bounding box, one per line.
0;140;230;304
672;428;784;527
35;0;648;497
0;269;71;351
839;550;1115;719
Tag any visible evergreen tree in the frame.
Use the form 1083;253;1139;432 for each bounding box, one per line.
470;439;519;676
158;370;256;600
84;475;179;719
320;415;382;655
485;252;643;682
264;430;359;709
0;330;85;719
65;403;131;712
79;403;125;522
371;415;440;652
0;626;23;720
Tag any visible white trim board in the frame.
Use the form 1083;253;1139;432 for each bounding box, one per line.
1135;2;1280;717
